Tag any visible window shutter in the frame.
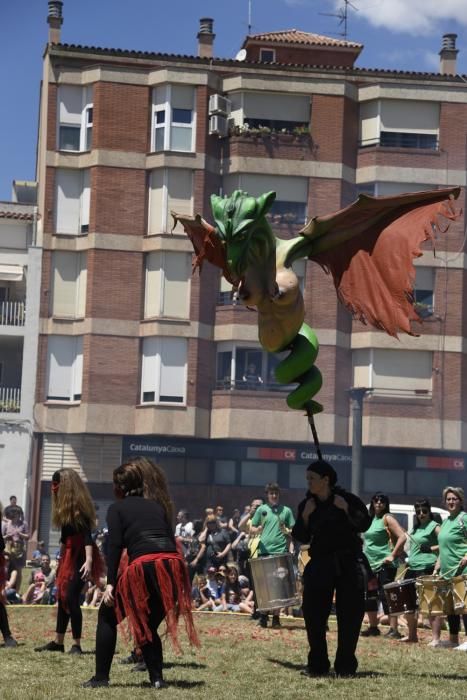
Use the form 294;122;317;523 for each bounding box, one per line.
148;170;164;234
160;338;187;402
72;337;83;399
141;337;159;401
171;85;194;110
167;169;192;232
56;169;81;234
51;251;80;317
144;251;162;318
238;174;308;203
244;92;309;121
162;252;190;318
58;85;82;125
47;336;75;399
80;170;90;231
76;252;87;317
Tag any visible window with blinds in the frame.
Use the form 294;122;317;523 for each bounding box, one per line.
141;336;187;404
58;85;93;152
359;99;439;149
224;173;308;224
144;251;191;318
51;251;87;318
352;348;433;397
148;168;193;234
55;169;90;235
46;336;83;402
152;84;195;152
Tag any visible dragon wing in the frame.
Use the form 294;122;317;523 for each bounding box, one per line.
170;211;235;284
283;187;461;337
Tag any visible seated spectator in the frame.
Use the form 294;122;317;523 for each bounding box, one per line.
29;553;56;604
83;577;106;607
216;566;254;614
205;566;225;603
30;540;48;567
22;571;46;604
199;515;231;570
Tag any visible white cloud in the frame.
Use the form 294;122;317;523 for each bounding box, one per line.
380;46;441;70
331;0;467;36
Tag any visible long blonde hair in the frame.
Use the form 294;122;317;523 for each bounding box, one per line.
114;458;173;523
51;468;96;531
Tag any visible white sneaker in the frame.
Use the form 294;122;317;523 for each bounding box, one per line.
435;640;458;649
454;641;467;651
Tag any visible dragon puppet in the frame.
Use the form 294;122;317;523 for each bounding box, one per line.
172;187;460;420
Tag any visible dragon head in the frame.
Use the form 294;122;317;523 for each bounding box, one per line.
211;190;277;305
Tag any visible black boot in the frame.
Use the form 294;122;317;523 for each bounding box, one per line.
34;640;65;652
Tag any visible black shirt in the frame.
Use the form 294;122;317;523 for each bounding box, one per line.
292;487;371;559
60;524;93;546
106;496;176;586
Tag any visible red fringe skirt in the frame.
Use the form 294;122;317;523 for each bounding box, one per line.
115;552;199;651
56;534;104;611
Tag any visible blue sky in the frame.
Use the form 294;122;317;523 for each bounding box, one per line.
1;0;466;200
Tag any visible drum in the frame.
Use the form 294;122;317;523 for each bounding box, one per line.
249;553;300;612
416;576;452;616
448;574;467;615
383;579;417;614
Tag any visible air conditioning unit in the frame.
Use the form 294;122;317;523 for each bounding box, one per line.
209;94;231;116
209;115;229;137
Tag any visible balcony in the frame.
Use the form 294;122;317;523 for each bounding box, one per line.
359;132;439;151
0;301;25;327
0;386;21;413
215;378;293;392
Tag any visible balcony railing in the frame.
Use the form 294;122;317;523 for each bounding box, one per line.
359;132;439;151
0;301;25;327
0;387;21;413
215;379;294;392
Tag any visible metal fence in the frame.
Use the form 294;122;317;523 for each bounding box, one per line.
0;387;21;413
0;301;25;326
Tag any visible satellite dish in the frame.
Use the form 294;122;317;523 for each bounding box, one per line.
235;49;247;61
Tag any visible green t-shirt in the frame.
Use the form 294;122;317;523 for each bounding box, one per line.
407;519;438;571
364;515;393;571
438;511;467;578
250;503;295;556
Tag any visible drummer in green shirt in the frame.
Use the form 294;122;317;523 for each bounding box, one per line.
401;499;440;644
250;482;295;628
434;486;467;649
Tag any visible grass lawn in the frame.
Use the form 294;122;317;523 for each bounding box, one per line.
1;606;466;699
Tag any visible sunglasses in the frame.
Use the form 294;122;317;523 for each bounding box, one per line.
373;497;386;504
415;508;429;515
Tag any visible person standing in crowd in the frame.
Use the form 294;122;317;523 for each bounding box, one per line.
399;499;441;644
200;514;231;570
292;460;371;678
83;458;198;689
3;496;23;521
174;509;194;558
250;483;295;628
35;469;102;655
434;486;467;649
361;493;406;639
0;503;17;647
1;505;29;591
185;519;206;583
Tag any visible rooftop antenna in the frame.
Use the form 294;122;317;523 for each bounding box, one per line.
248;0;252;35
319;0;358;39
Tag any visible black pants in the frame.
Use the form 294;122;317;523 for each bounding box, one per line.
447;614;467;636
95;564;165;683
56;566;83;639
365;565;397;614
302;552;365;676
0;600;11;639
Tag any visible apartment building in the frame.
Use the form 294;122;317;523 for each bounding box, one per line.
0;181;41;512
31;3;467;544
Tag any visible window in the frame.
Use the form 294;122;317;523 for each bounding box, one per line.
148;168;193;234
55;169;90;235
46;336;83;401
359;99;439;150
152;85;195;152
364;468;405;494
229;91;310;134
241;461;277;486
216;342;298;391
141;337;187;404
352;348;433;397
214;460;236;485
224;174;308;225
58;85;93;152
413;267;434;317
144;251;191;319
260;49;275;63
51;251;87;318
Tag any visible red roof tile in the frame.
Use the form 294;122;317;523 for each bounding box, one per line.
0;211;36;221
244;29;362;50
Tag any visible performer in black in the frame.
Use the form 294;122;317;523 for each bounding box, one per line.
292;460;371;678
35;469;102;654
0;504;18;648
82;458;198;689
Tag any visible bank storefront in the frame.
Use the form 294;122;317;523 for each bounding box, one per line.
36;432;466;548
